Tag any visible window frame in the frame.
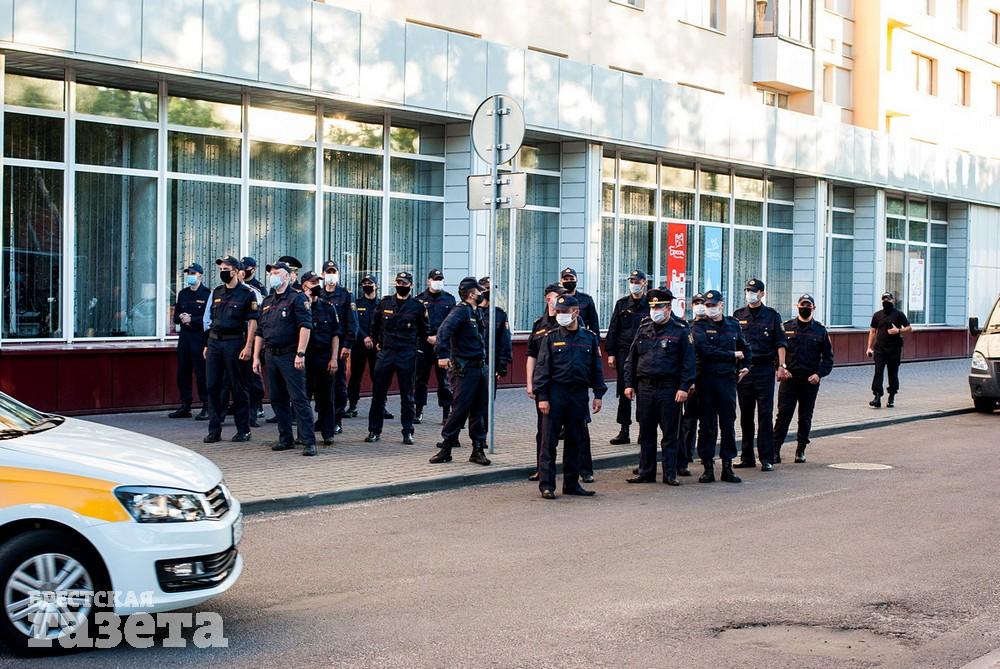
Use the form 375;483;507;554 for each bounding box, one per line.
883;193;949;327
913;52;937;96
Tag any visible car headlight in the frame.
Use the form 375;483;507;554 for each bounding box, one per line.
971;351;989;373
114;486;209;523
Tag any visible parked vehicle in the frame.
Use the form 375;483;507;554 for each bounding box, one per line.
969;296;1000;413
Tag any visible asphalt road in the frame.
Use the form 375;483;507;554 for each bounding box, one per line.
5;412;1000;669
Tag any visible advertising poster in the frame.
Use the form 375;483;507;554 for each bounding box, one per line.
666;223;687;316
702;226;724;294
908;257;925;312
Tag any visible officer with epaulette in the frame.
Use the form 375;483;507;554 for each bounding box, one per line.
346;273;394;421
414;269;456;426
319;260;358;433
532;294;608;499
679;292;708;473
301;271;341;447
622;288;696;486
526;283;565;482
276;255;303;291
476;277;512;382
366;271;428;444
558;267;601;336
429;277;492;466
253;261;316;455
605;269;651;445
732;278;788;472
241;256;265;294
169;263;211;420
239;259;265;427
204;256;258;444
691;289;751;484
773;294;834;464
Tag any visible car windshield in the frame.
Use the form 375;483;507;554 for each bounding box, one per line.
0;392;65;439
987;299;1000;332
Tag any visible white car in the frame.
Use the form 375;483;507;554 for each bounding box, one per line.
0;392;243;655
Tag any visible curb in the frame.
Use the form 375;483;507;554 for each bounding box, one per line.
241;407;975;515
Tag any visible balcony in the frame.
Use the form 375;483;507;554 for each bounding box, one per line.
752;36;814;92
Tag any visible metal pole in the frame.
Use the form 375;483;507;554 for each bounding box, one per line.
486;96;500;455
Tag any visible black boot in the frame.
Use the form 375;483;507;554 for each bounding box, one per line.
733;457;756;468
869;394;882;408
414;408;423;425
168;404;192;418
346;405;358;418
195;407;210;421
794;447;806;463
469;442;491;466
402;431;415;445
442;405;451;425
773;448;782;464
721;460;742;483
429;442;453;463
364;432;380;443
609;427;630;445
886;393;895;408
698;460;715;483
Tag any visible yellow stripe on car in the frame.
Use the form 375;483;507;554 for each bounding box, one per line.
0;467;130;522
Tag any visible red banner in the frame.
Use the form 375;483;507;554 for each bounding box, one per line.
666;223;687;316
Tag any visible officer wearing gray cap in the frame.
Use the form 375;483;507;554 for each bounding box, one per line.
169;263;211;420
605;269;650;445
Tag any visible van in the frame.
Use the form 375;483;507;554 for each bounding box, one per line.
969;295;1000;413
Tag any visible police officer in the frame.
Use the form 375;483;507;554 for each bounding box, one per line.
204;256;258;444
346;274;394;421
169;263;211;420
476;277;512;381
532;294;608;499
678;293;708;474
318;260;358;433
239;262;265;427
691;290;751;483
732;279;788;472
241;256;265;294
605;269;650;445
559;267;601;336
302;271;341;447
526;283;565;482
773;294;834;463
366;271;428;444
415;269;456;425
277;255;303;291
867;291;911;408
430;277;492;465
622;288;696;486
253;261;316;455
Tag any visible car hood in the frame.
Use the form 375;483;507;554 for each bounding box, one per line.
0;417;222;492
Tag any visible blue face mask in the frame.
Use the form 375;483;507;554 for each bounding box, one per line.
185;274;198;287
269;274;284;290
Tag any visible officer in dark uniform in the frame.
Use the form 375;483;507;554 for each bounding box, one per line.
774;294;835;463
732;278;788;472
253;261;316;455
169;263;211;420
414;269;456;425
532;294;608;499
678;292;708;473
691;289;751;483
301;271;341;446
559;267;601;336
866;291;911;408
239;260;265;426
346;274;394;421
204;256;258;444
366;271;428;444
605;269;650;445
241;256;265;294
622;288;696;485
526;283;565;482
319;260;358;433
476;277;512;382
277;255;303;291
429;277;492;465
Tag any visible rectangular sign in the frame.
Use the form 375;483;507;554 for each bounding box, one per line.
702;226;724;293
908;257;925;312
467;173;527;210
666;223;687;317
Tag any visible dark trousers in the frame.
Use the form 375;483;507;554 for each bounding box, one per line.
415;342;453;411
206;338;250;436
266;350;315;447
539;387;589;492
241;358;264;413
368;350;417;434
176;331;207;405
871;349;902;397
307;349;336;440
441;363;488;443
347;342;377;407
636;381;683;480
333;349;348;421
737;365;776;465
534;402;544;472
697;374;738;463
773;377;821;451
680;388;700;466
614;357;634;428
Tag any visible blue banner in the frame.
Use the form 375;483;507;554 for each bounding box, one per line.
702;227;724;293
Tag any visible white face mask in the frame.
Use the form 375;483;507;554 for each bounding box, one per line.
628;283;644;295
746;291;761;305
650;309;668;324
324;273;338;286
555;313;574;327
430;280;444;292
693;304;707;317
706;305;722;319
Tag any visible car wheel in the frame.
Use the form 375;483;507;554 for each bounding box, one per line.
973;397;997;413
0;529;109;656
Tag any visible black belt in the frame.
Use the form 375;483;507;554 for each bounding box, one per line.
639;377;678;388
266;345;297;355
209;331;243;341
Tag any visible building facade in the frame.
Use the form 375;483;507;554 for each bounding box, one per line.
0;0;997;413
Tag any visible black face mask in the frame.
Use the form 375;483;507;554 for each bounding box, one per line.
219;270;233;284
362;284;376;296
798;306;813;319
395;285;411;298
562;281;577;293
308;285;322;298
474;293;486;305
479;291;490;304
244;269;254;280
882;301;894;313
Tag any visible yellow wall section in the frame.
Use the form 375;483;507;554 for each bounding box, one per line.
0;467;130;522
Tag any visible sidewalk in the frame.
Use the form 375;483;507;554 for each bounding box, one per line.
84;358;973;512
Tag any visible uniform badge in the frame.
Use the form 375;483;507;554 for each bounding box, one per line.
303;301;311;310
250;301;258;310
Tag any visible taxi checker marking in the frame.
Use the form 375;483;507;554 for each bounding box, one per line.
0;466;130;522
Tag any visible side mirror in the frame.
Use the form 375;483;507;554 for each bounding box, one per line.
969;317;981;337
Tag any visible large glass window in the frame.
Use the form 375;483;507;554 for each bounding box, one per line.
388;199;443;282
324;193;381;293
826;186;855;326
884;196;949;325
249;187;315;273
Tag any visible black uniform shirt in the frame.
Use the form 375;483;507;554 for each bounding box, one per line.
258;288;312;348
209;283;259;335
605;294;650;354
309;292;342;351
372;295;429;352
527;314;558;359
782;318;835;378
532;326;608;401
478;305;513;367
691;316;752;377
623;316;696;392
246;276;265;294
416;289;457;335
323;285;358;349
870;307;910;352
436;303;486;361
733;304;787;365
354;293;379;339
174;284;211;334
566;290;601;338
